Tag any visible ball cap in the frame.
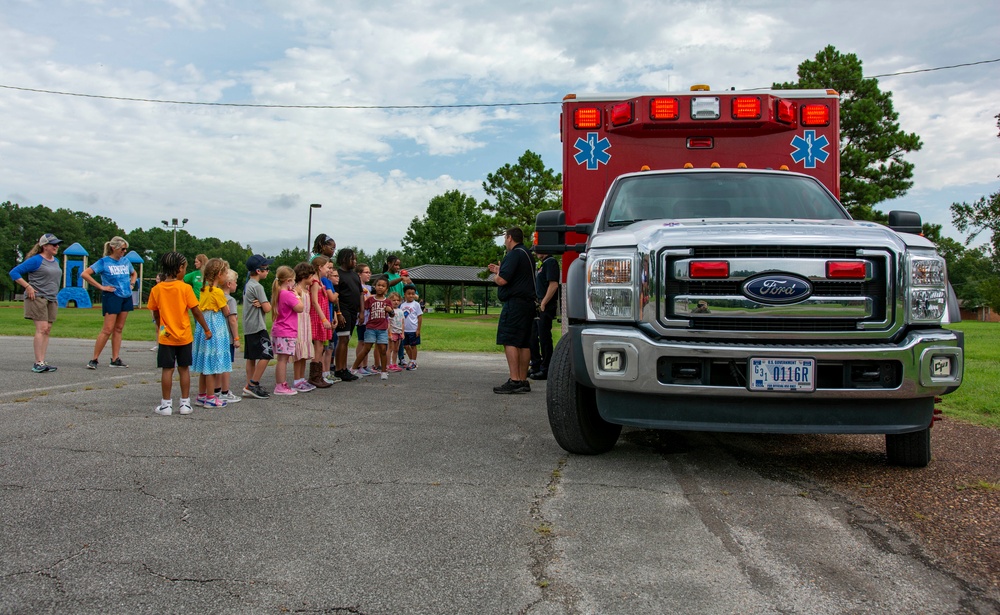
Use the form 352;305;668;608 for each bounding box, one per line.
245;254;274;272
38;233;63;246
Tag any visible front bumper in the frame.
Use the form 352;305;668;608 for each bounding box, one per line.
570;325;963;434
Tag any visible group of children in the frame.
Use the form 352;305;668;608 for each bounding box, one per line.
148;251;423;416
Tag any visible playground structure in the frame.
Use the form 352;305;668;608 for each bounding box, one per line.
56;243;146;308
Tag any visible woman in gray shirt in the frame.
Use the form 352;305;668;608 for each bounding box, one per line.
9;233;64;373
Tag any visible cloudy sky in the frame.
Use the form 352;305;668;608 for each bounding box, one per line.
2;0;998;256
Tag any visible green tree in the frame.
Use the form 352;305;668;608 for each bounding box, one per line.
402;190;499;266
775;45;922;220
950;114;1000;260
480;150;561;238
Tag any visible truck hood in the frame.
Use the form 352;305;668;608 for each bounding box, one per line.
590;218;937;252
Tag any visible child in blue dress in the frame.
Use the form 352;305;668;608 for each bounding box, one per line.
192;258;233;408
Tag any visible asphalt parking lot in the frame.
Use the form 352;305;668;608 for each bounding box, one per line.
1;336;997;614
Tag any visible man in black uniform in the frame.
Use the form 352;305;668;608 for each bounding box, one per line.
487;227;536;394
528;250;559;380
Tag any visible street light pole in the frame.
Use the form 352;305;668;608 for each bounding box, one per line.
161;217;189;252
308;203;322;252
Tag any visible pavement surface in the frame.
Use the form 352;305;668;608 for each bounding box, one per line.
1;336;997;614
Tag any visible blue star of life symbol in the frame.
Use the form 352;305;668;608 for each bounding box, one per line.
573;132;611;170
790;130;830;169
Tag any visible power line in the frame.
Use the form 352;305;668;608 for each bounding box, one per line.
868;58;1000;79
1;57;997;110
0;84;560;109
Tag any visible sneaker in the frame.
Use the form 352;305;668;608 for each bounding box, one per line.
359;367;375;376
202;396;227;408
406;362;417;371
323;373;341;384
493;378;524;394
218;391;242;404
242;384;270;399
43;363;57;372
399;358;409;367
517;380;531;393
32;362;48;373
528;371;547;381
387;365;404;373
273;382;298;395
195;394;208;407
150;344;158;352
154;403;173;416
294;380;316;392
350;368;365;378
110;357;128;368
178;401;193;415
87;359;99;370
380;372;388;381
336;369;358;382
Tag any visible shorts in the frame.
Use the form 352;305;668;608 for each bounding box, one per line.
273;336;297;356
356;323;367;340
496;298;534;349
244;330;274;361
389;332;403;343
336;308;358;339
24;297;58;323
364;328;389;345
157;342;193;369
101;292;134;316
403;332;421;347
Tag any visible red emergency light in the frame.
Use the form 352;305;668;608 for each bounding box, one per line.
689;261;729;278
574;107;602;129
826;261;867;279
686;137;714;149
776;99;797;124
610;102;634;126
731;97;762;120
801;104;830;126
650;97;680;120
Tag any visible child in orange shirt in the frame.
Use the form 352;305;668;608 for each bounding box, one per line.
147;252;210;416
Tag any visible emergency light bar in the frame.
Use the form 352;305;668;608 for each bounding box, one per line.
731;97;762;120
801;104;830;126
574;107;602;129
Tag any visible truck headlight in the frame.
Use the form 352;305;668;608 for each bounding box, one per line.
587;252;637;320
907;254;947;324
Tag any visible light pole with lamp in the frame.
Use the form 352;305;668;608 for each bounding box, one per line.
161;218;189;252
307;203;321;252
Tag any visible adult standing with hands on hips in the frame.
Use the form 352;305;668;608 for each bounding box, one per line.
487;227;536;394
8;233;64;373
81;236;138;369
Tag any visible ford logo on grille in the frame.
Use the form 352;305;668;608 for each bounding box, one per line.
742;274;812;304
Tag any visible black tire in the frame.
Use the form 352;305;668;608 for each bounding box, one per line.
546;336;622;454
885;426;931;467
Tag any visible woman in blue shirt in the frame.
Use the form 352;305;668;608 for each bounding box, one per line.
81;236;137;369
8;233;64;373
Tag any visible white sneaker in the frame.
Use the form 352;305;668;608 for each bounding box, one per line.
154;403;172;416
380;372;388;381
218;391;242;404
178;402;193;415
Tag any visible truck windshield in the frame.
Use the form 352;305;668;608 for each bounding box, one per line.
605;172;849;226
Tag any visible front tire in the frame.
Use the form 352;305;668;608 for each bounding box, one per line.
885;426;931;467
547;336;622;454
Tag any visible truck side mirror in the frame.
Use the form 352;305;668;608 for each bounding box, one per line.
535;210;567;253
888;211;923;235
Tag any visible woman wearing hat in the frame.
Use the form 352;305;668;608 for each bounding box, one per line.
8;233;64;373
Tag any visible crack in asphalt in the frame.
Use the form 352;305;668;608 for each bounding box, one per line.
520;456;582;615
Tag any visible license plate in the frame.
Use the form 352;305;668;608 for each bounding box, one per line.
749;357;815;392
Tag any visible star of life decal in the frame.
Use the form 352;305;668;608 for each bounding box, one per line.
573;132;612;170
790;130;830;169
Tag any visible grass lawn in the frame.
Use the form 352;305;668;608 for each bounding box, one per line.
0;302;991;427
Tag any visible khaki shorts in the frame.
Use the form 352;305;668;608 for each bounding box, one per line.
24;297;58;323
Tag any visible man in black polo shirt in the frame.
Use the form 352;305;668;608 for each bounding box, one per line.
529;249;560;380
487;227;536;394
